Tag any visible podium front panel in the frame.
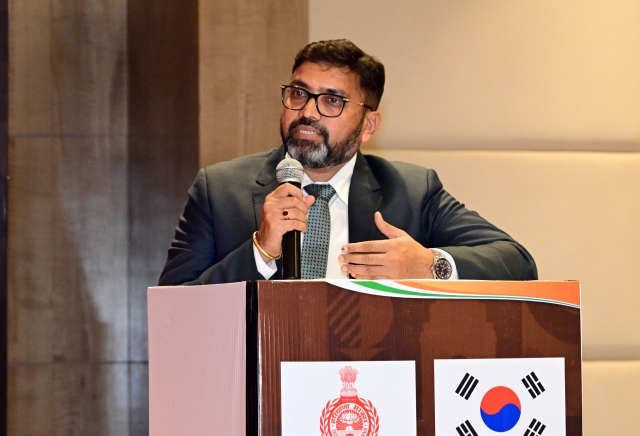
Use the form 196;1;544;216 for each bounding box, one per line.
253;280;581;436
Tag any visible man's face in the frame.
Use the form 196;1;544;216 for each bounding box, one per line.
280;62;374;169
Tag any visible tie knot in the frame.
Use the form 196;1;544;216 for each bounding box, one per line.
305;184;336;202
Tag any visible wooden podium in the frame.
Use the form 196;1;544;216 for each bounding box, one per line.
148;280;582;436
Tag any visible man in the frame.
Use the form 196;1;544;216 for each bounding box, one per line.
159;39;536;286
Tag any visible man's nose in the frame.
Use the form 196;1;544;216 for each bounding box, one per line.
300;95;321;119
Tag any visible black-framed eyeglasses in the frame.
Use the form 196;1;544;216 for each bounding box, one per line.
281;85;374;118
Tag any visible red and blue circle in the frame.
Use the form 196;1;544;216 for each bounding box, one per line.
480;386;522;432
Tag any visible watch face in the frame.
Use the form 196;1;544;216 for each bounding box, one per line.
435;258;452;280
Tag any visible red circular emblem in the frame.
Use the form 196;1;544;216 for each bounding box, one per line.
319;367;379;436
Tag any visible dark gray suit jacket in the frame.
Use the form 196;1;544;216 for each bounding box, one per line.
159;146;537;285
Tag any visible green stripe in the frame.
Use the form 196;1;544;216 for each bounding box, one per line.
353;280;446;297
351;281;578;308
353;280;504;299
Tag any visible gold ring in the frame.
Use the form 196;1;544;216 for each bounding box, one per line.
283;209;290;220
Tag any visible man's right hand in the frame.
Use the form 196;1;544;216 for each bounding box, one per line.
256;183;315;263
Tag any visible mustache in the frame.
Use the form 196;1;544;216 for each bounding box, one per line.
287;117;330;143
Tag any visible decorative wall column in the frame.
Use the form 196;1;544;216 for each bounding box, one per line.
8;0;130;434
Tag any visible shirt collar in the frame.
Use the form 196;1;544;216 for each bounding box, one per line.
293;153;357;206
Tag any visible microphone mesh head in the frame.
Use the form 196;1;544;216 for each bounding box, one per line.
276;158;304;184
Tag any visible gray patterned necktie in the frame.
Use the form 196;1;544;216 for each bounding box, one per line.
301;184;336;279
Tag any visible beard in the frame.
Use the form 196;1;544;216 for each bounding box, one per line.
280;116;364;169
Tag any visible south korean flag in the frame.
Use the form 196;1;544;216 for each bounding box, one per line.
434;358;566;436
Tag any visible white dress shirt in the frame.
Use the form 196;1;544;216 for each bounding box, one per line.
253;154;459;280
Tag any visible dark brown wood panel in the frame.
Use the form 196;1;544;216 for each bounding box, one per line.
127;0;199;434
1;0;7;431
256;281;582;436
127;0;199;140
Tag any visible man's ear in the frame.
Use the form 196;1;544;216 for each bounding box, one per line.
360;111;381;143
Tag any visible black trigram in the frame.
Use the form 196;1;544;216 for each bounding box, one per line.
524;418;546;435
455;373;479;400
522;371;545;399
456;420;478;436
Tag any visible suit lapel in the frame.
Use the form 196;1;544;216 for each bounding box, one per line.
252;146;285;229
348;151;383;243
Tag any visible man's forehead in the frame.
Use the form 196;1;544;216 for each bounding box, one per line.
290;62;361;96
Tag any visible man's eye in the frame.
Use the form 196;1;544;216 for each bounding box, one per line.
292;89;307;98
324;96;343;107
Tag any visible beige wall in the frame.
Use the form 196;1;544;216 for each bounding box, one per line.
310;0;640;150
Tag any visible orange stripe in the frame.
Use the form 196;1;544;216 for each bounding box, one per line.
397;281;581;307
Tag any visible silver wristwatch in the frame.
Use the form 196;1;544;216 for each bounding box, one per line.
430;249;452;280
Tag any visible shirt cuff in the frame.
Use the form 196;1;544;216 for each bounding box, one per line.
432;248;459;280
253;243;278;279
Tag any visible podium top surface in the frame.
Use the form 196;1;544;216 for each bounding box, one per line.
149;279;580;308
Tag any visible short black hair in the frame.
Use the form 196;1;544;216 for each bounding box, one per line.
292;39;385;110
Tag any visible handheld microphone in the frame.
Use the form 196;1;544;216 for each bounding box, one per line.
276;158;304;279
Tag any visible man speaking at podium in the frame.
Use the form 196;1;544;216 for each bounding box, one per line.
159;39;537;286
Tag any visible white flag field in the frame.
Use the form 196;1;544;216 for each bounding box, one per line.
434;358;566;436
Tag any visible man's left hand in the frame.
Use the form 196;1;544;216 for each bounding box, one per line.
339;212;435;279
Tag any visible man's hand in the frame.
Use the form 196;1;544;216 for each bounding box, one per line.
339;212;435;279
256;183;315;263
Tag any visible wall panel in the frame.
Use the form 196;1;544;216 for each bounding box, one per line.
199;0;309;166
8;364;129;435
0;0;8;430
8;0;129;434
9;0;127;136
583;360;640;436
8;137;128;364
310;0;640;151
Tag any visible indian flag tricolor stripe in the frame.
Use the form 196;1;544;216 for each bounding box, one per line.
326;280;580;308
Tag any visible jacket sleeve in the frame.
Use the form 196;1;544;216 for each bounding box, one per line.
422;169;538;280
158;169;266;286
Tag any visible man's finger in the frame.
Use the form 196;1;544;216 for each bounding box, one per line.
271;183;304;200
341;263;388;277
338;252;386;266
374;211;407;239
270;195;310;214
304;195;316;208
262;214;307;235
277;207;308;224
341;239;389;254
351;273;390;280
